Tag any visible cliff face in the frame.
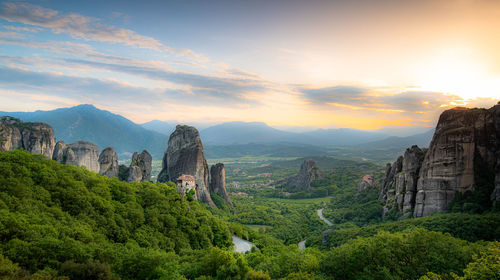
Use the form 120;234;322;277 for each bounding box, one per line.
414;106;499;217
210;163;233;206
381;105;500;217
126;150;152;182
279;159;323;192
379;146;425;214
0;116;56;158
98;147;119;178
158;125;216;207
52;141;100;173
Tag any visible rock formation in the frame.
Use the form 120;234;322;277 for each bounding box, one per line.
277;159;323;192
126;150;152;182
0;116;56;158
381;104;500;217
52;141;100;173
414;106;499;217
210;163;233;206
158;125;216;207
98;147;119;178
357;175;374;192
379;146;425;214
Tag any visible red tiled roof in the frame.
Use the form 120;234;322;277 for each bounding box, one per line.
177;174;195;181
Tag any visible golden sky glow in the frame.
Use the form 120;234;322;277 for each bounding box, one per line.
0;0;499;130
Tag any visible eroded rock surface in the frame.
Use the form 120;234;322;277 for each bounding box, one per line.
52;141;100;173
99;147;119;178
210;163;233;206
381;104;500;217
0;116;56;158
277;159;323;192
126;150;152;182
158;125;216;207
380;146;425;213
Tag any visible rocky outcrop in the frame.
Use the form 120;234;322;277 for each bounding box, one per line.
98;147;119;178
379;146;425;214
277;159;323;192
0;116;56;158
126;150;152;182
357;175;374;192
158;125;216;207
210;163;233;206
381;104;500;217
414;106;499;217
52;141;100;173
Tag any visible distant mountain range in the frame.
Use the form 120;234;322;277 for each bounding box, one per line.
0;104;168;159
0;104;434;160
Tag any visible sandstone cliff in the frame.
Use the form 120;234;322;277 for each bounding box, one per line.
126;150;152;182
277;159;323;192
379;145;425;215
381;104;500;217
52;141;100;173
98;147;119;178
158;125;216;207
210;163;233;206
0;116;56;158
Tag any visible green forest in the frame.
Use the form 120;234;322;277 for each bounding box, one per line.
0;150;499;279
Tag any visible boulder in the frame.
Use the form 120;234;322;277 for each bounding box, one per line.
98;147;119;178
158;125;216;207
210;163;233;206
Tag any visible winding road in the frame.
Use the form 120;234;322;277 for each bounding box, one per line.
317;208;333;226
298;208;333;249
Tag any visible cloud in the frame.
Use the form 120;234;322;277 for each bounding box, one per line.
0;37;94;56
299;85;369;105
61;58;268;99
0;66;263;106
2;24;42;33
0;2;207;61
298;85;462;113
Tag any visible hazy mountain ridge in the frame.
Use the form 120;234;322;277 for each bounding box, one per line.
1;104;433;160
0;104;168;159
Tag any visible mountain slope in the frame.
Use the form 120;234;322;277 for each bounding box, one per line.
200;122;390;146
360;129;434;149
0;104;167;159
305;128;389;146
201;121;301;145
140;120;176;136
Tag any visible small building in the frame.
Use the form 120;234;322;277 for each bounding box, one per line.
177;174;197;193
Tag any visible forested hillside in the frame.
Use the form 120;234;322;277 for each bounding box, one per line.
1;150;499;279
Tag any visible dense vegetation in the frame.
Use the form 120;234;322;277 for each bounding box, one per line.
323;213;500;248
1;151;499;279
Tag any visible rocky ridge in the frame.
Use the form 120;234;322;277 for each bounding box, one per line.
381;105;500;217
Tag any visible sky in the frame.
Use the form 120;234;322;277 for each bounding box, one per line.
0;0;499;131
